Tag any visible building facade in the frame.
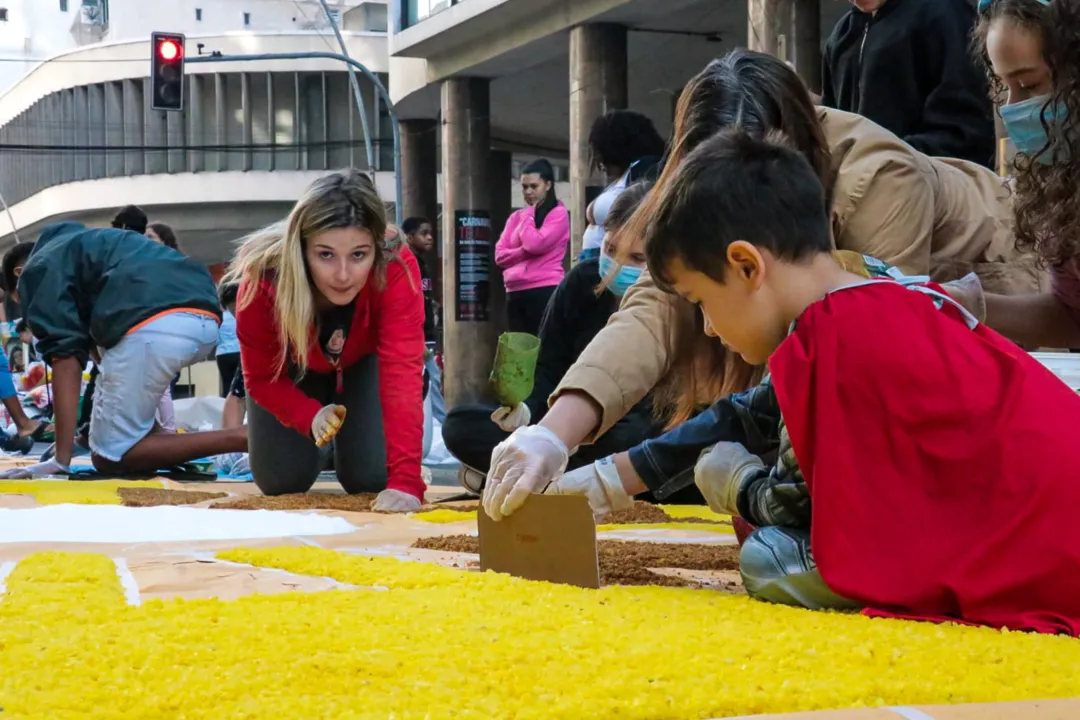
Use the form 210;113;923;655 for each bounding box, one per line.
386;0;845;404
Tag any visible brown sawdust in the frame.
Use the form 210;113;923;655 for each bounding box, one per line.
209;494;726;529
411;535;740;588
118;488;228;507
214;493;380;512
212;493;481;515
602;501;732;526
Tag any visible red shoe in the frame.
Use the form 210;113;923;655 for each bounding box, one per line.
732;516;756;546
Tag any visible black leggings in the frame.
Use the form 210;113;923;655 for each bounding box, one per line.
246;355;386;495
506;286;557;336
442;403;650;475
216;353;241;398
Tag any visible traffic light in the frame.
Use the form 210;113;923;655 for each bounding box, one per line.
151;32;185;112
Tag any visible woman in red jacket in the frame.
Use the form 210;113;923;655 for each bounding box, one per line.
227;170;427;512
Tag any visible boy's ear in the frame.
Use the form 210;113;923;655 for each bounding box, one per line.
13;266;22;278
726;241;766;289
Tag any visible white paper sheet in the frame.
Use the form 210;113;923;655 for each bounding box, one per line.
0;505;356;544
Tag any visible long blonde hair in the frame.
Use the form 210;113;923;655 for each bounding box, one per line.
225;169;395;378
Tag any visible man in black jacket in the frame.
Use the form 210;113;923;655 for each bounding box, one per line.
822;0;997;168
0;222;247;477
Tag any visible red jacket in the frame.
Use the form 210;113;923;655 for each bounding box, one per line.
236;250;426;499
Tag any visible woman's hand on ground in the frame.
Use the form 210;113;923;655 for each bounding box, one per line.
694;442;764;516
0;458;71;479
372;488;422;512
544;455;634;521
483;425;569;521
311;405;347;448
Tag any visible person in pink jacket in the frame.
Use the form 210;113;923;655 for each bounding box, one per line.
495;159;570;335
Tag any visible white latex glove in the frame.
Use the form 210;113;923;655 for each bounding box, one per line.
0;458;72;479
694;442;765;516
940;272;987;323
373;488;423;512
545;455;634;521
311;405;347;448
483;425;569;521
490;403;531;433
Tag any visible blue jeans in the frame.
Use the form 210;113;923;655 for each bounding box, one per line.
90;312;218;462
0;346;16;400
424;351;446;425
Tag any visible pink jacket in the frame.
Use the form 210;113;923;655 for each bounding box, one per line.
494;202;569;293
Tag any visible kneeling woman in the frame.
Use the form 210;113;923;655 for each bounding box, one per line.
228;170;427;512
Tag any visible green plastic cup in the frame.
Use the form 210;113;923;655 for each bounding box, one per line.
489;332;541;407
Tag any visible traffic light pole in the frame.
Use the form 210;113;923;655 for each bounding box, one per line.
187;51;402;225
316;0;375;171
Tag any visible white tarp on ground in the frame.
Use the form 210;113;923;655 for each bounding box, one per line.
0;505;356;544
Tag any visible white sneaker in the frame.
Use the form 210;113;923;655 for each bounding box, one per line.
372;488;423;512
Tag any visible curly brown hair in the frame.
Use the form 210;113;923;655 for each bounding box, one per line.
973;0;1080;269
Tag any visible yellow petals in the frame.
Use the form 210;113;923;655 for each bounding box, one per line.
0;480;163;505
2;548;1080;718
408;508;477;524
597;522;735;534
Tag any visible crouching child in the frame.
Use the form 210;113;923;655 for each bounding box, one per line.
641;130;1080;635
1;222;248;476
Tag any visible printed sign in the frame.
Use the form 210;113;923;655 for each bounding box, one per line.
454;210;491;322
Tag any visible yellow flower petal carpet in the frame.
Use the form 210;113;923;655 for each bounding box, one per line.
411;504;738;534
0;479;162;505
4;548;1080;719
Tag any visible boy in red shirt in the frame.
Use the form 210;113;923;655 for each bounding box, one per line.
640;129;1080;634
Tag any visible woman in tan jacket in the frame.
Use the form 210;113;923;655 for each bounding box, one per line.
482;49;1041;515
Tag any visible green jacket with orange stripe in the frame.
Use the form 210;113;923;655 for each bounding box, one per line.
17;221;221;365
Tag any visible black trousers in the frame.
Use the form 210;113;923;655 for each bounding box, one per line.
247;355;386;495
441;403;651;475
506;286;557;336
442;404;706;504
216;353;241;398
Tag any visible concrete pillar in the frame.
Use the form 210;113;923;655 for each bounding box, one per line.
488;149;512;338
400;118;441;330
122;80;144;177
188;74;205;172
569;23;627;259
440;77;496;407
748;0;793;59
399;119;438;224
793;0;821;94
104;82;124;178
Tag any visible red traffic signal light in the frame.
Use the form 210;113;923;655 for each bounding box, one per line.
158;39;181;62
150;32;185;112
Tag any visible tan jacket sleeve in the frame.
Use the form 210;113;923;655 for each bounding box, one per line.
834;160;937;276
550;270;673;442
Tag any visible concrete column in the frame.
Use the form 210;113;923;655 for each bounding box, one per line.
188;74;205;172
569;23;628;259
488;149;512;338
400;118;440;328
440;77;496;407
399;119;438;222
748;0;793;59
104;82;124;178
241;73;253;172
793;0;821;94
88;84;106;179
214;74;227;172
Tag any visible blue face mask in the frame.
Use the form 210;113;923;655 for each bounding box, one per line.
1000;94;1069;164
598;250;643;297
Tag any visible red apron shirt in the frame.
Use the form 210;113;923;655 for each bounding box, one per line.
769;280;1080;634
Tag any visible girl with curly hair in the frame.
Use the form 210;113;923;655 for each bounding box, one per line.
955;0;1080;346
